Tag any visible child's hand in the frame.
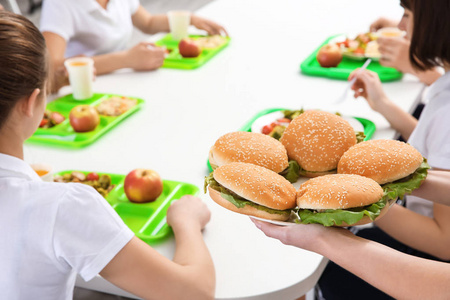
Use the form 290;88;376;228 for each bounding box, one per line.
369;17;398;32
378;37;412;73
167;195;211;231
349;69;390;113
191;15;228;36
125;42;165;71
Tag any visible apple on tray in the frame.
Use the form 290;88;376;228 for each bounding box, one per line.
124;169;163;203
178;39;202;58
69;105;100;133
316;43;343;68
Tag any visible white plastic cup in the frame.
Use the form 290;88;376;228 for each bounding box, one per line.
64;57;94;100
30;163;53;182
168;11;191;41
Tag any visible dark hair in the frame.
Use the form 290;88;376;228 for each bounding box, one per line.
0;11;48;129
403;0;450;70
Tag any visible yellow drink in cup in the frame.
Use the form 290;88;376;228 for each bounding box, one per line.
64;57;94;100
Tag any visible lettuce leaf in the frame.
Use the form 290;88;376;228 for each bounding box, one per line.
204;172;292;215
279;160;301;183
356;131;366;143
296;199;387;226
382;159;430;201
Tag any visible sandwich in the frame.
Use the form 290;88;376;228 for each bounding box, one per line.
337;139;429;200
280;110;357;178
209;131;299;183
296;174;388;226
205;162;297;221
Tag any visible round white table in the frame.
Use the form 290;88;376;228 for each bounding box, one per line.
25;0;425;299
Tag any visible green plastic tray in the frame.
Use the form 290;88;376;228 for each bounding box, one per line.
54;170;200;244
207;108;376;172
155;34;230;69
27;93;144;148
300;35;403;82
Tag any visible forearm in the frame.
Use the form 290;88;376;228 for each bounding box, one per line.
172;226;215;298
92;51;128;75
412;170;450;205
317;230;450;299
141;14;170;34
375;204;450;260
378;100;417;140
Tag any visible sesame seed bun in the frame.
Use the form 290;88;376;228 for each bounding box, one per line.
280;110;356;175
297;174;386;226
337;140;423;185
210;162;297;220
209;131;289;173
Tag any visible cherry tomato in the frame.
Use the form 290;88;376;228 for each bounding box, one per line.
86;172;100;181
354;48;365;54
39;118;49;127
262;125;274;135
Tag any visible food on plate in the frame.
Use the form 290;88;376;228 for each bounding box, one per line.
205;162;297;221
191;35;227;49
39;110;65;128
53;171;114;197
209;131;289;172
96;96;138;116
377;27;405;38
124;169;163;203
296;174;387;226
336;32;380;58
69;105;100;133
338;139;430;200
316;44;343;67
179;38;202;58
280;110;357;178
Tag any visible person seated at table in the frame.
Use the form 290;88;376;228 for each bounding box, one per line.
281;0;450;298
369;16;442;86
253;170;450;300
0;11;215;299
40;0;228;92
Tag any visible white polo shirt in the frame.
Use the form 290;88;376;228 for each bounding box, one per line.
40;0;140;57
406;71;450;217
0;153;134;299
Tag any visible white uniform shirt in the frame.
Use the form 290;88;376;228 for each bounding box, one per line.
0;154;134;299
40;0;140;57
406;71;450;217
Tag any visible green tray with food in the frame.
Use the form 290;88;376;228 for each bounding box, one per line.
27;93;144;148
300;34;403;82
155;34;230;69
207;107;376;172
53;170;200;244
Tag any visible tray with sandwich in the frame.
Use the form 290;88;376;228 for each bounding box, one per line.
205;110;429;226
28;93;144;148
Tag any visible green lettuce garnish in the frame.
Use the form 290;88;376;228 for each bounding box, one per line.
382;159;430;201
296;198;387;226
279;160;301;183
356;131;366;143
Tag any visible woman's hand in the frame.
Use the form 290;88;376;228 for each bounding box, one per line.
378;37;412;73
349;69;390;113
252;219;349;253
191;15;228;36
369;17;398;32
125;42;165;71
167;195;211;232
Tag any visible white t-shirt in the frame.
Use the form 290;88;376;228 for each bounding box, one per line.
0;153;134;299
406;71;450;217
40;0;140;57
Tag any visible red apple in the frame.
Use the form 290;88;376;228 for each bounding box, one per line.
124;169;163;203
316;44;343;68
178;39;202;58
69;105;100;132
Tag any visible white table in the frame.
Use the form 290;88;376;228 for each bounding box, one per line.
25;0;424;299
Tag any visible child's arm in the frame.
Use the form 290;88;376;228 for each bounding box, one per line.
43;32;165;92
375;203;450;260
131;5;228;36
100;196;215;300
412;170;450;205
254;220;450;300
350;69;418;140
